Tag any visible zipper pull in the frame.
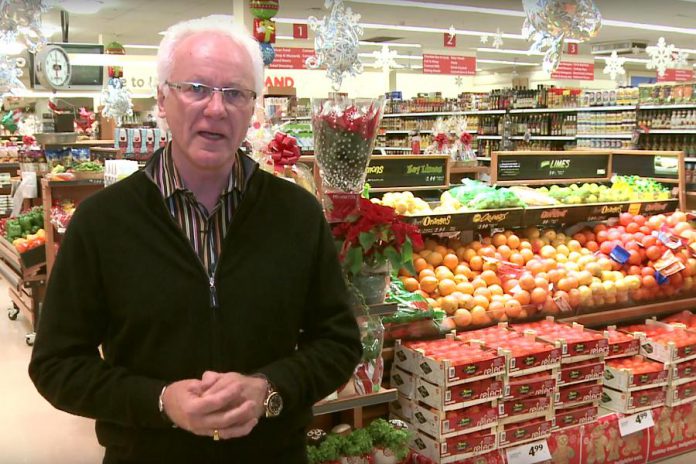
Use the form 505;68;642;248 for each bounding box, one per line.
209;276;219;309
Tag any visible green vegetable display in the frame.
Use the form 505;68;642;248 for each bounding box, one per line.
307;434;344;464
367;419;411;461
446;179;524;210
5;207;44;241
73;161;104;172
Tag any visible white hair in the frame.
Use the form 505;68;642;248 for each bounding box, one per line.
156;15;264;97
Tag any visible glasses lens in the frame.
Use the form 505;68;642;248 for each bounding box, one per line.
185;83;210;100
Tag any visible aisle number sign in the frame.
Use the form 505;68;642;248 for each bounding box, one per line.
423;54;476;75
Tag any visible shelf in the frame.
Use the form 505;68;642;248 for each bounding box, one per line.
477;157;491;161
509;107;578;114
576;105;637;112
640;129;696;134
298;155;315;163
576;134;634;139
561;295;696;328
511;135;576;141
450;165;489;174
477;135;502;140
374;147;412;151
47;179;104;187
639;104;696;110
383;130;434;135
370;185;447;193
313;388;398;416
383;110;505;118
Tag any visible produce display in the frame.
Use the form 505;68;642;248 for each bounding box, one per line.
606;356;666;376
49;199;77;232
4;207;45;253
538;177;670;205
398;211;696;329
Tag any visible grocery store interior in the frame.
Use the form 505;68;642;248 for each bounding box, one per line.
5;0;696;463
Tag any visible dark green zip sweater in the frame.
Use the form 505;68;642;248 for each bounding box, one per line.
28;154;362;463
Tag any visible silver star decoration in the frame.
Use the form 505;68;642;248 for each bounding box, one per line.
674;50;690;69
454;76;463;88
448;25;456;41
0;54;26;104
371;45;402;71
646;37;676;77
480;35;489;44
603;51;626;81
492;28;504;49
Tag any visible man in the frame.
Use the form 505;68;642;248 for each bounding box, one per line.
29;16;362;464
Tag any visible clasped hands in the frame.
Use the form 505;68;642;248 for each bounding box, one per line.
161;371;268;440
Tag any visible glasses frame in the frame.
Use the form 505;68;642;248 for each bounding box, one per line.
165;81;257;108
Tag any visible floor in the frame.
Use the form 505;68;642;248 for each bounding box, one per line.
1;277;696;464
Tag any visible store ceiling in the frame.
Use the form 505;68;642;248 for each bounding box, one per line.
41;0;696;73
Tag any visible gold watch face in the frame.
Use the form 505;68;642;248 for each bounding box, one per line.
266;391;283;417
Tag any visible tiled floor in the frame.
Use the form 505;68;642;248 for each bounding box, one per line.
1;277;696;464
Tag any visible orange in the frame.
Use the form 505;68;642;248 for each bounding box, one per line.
472;294;490;310
463;248;478;263
488;284;504;296
450;291;466;305
547;269;561;284
526;260;544;275
443;253;459;271
469;256;484;271
480;270;500;286
453;308;472;328
454;264;470;276
479;246;496;258
497;245;512;260
424;238;438;251
471;277;488;290
520;248;534;262
453;274;468;284
474;287;492;300
419;269;436;280
488;300;505;320
518;274;536;291
456;282;475;295
426;251;444;267
419;249;432;260
492;233;507;247
507;234;521;250
399;267;413;277
461;294;475;310
471;306;491;326
530;287;548;305
441;295;459;315
414;257;429;273
434;245;448;256
403;277;420;293
509;253;525;267
534;276;550;289
513;290;531;306
505;299;522;319
420;276;438;294
438;279;456;296
470;240;483;251
502;279;519;293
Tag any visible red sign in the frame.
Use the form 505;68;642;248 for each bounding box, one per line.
567;43;579;55
264;76;294;88
444;32;456;48
658;69;695;82
293;23;308;39
253;18;275;43
268;47;316;70
423;54;475;75
551;61;595;80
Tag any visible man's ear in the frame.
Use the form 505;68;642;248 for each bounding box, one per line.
157;86;166;119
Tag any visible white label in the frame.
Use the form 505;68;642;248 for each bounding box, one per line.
619;410;654;437
505;439;551;464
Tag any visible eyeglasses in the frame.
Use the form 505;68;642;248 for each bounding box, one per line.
165;81;257;108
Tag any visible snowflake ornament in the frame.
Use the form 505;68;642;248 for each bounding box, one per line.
454;76;463;88
480;35;489;44
492;28;504;49
603;51;626;81
101;78;133;125
371;45;401;71
646;37;676;77
674;50;690;69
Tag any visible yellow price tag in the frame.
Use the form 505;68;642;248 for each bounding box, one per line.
628;203;641;215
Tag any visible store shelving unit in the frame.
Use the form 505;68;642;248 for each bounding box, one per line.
313;388;398;428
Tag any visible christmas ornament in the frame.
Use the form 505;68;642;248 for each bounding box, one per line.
492;28;504;49
646;37;676;78
249;0;278;20
603;51;626;82
105;41;125;78
371;45;401;71
480;35;489;44
75;107;96;136
0;54;25;101
260;41;275;65
253;18;276;43
522;0;602;73
306;0;363;91
1;109;20;133
674;50;689;69
447;25;456;42
0;0;48;54
454;76;463;88
101;77;133;125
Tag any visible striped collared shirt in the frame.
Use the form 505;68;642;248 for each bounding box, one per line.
150;142;247;274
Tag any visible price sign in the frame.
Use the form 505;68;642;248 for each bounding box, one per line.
505;439;551;464
496;153;609;182
619;410;654;436
366;156;448;189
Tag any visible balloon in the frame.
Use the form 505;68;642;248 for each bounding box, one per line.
522;0;602;73
260;42;275;66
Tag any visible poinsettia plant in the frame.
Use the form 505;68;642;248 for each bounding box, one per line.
332;198;423;276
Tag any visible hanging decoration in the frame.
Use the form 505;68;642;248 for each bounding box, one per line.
250;0;279;66
480;34;489;44
306;0;363;91
1;109;20;134
492;28;504;49
447;25;456;41
454;76;464;88
646;37;676;78
522;0;602;74
0;54;25;102
0;0;48;54
603;51;626;82
371;45;401;71
674;50;690;69
105;41;125;78
75;107;96;136
101;78;133;125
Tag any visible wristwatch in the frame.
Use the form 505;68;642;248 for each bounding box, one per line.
254;374;283;418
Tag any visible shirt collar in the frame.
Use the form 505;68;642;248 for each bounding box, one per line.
156;141;247;200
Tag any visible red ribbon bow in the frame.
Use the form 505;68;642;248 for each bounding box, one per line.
22;135;36;146
434;132;449;152
460;132;473;146
267;131;301;172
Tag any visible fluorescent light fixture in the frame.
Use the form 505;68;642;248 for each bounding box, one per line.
68;53;156;67
476;47;544;56
477;59;538;66
602;19;696;36
124;44;159;50
592;56;650;64
359;52;422;60
360;41;421;48
276;35;294;40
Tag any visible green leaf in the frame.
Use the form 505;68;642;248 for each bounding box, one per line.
384;245;400;272
359;231;376;253
345;246;364;275
402;239;416;275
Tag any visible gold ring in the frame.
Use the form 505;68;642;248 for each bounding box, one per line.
213;429;220;441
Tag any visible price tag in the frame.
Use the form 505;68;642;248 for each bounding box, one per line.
619;410;654;436
505;439;551;464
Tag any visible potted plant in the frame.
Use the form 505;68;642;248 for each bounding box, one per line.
307;434;345;464
332;197;423;305
367;419;411;464
340;428;374;464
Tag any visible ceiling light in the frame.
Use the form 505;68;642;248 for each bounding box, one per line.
54;0;105;15
358;52;421;60
592;56;649;64
276;35;294;40
476;47;544;56
360;41;421;48
477;59;538;66
123;44;159;50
